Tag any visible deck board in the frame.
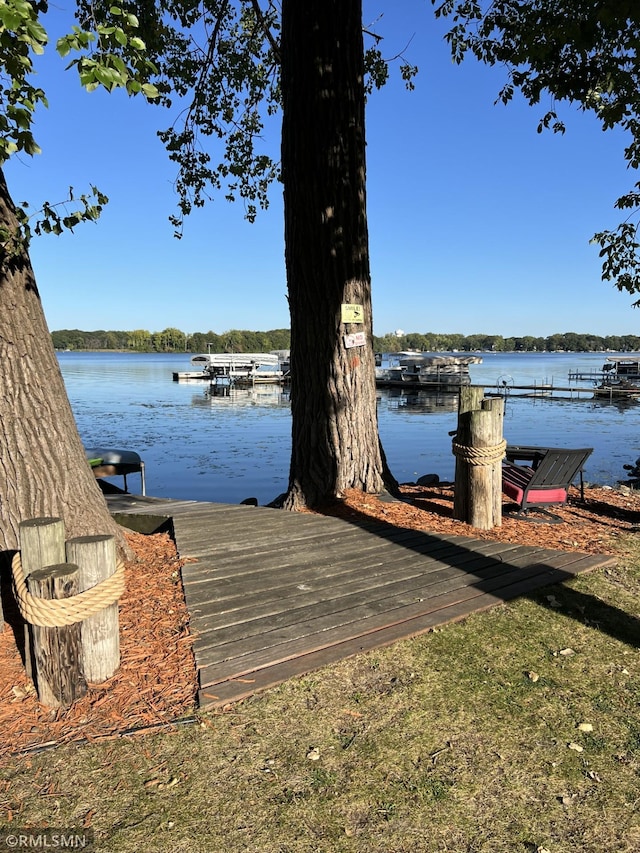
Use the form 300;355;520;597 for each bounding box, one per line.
192;552;591;666
108;494;616;709
184;539;536;614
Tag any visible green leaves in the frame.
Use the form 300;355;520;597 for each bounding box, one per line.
0;0;162;174
56;8;160;100
592;222;640;306
0;185;110;266
156;0;281;236
0;0;49;164
56;26;95;59
154;1;419;234
434;0;640;299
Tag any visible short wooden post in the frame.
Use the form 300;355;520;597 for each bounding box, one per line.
66;534;120;682
27;563;88;708
19;517;66;573
453;391;505;529
19;518;66;682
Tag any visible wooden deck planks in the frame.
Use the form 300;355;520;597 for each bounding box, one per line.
107;494;616;709
192;551;600;672
196;555;607;705
186;539;535;624
181;532;521;592
182;539;529;612
187;545;551;627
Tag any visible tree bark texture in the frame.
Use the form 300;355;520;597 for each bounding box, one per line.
0;168;127;554
280;0;386;509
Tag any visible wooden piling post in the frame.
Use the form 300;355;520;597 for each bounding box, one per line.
18;517;66;573
27;563;87;708
453;387;485;522
18;518;66;682
483;396;506;526
66;534;120;682
453;391;505;529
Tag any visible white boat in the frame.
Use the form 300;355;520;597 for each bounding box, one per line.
375;352;482;388
174;352;289;384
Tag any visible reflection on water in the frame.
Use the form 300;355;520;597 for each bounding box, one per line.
56;351;640;504
586;396;640;414
381;388;459;413
195;385;291;408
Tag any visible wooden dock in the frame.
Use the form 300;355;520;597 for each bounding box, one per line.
106;494;615;709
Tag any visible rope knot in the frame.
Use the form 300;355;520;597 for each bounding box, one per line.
11;552;126;627
452;438;507;467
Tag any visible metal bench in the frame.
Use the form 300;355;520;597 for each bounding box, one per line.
85;447;146;495
502;446;592;519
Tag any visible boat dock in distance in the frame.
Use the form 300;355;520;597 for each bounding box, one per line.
375;352;482;389
173;351;290;386
376;352;640;403
172;351;640;402
568;356;640;400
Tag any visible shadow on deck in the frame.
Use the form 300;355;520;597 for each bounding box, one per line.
106;493;617;709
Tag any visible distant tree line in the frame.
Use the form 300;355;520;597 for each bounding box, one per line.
51;328;640;353
51;328;292;353
372;332;640;353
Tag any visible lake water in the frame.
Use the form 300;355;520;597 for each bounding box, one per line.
57;351;640;505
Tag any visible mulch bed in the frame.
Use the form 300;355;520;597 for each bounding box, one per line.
0;530;197;764
320;483;640;557
1;484;639;763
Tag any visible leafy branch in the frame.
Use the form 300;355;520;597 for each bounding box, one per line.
433;0;640;301
57;4;161;100
0;185;109;266
150;1;420;235
0;0;164;263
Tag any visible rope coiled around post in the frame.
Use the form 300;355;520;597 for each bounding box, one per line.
452;438;507;467
11;552;126;628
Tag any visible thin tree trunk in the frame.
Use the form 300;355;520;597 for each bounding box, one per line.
280;0;392;509
0;168;129;556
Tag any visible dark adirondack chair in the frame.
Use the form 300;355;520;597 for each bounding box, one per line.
502;446;593;519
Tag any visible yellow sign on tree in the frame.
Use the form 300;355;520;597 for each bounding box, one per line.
341;303;364;323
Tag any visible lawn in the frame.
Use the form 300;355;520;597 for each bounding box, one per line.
1;535;639;853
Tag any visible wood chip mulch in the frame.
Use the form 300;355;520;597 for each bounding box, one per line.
0;530;197;764
318;483;640;557
1;483;639;764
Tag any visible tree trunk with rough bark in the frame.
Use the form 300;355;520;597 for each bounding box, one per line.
0;168;128;557
280;0;394;509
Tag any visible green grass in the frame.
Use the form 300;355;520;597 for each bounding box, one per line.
2;537;640;853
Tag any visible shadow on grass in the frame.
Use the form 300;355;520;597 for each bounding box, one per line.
529;582;640;648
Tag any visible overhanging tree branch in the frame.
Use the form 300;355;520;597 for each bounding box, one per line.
250;0;281;61
433;0;640;301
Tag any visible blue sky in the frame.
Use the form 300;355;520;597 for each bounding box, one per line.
5;0;639;337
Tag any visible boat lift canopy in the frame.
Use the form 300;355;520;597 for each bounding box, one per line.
191;353;281;370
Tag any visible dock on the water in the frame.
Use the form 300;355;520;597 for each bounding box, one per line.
107;494;615;709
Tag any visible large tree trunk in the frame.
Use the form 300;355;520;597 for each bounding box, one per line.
280;0;393;509
0;169;127;556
